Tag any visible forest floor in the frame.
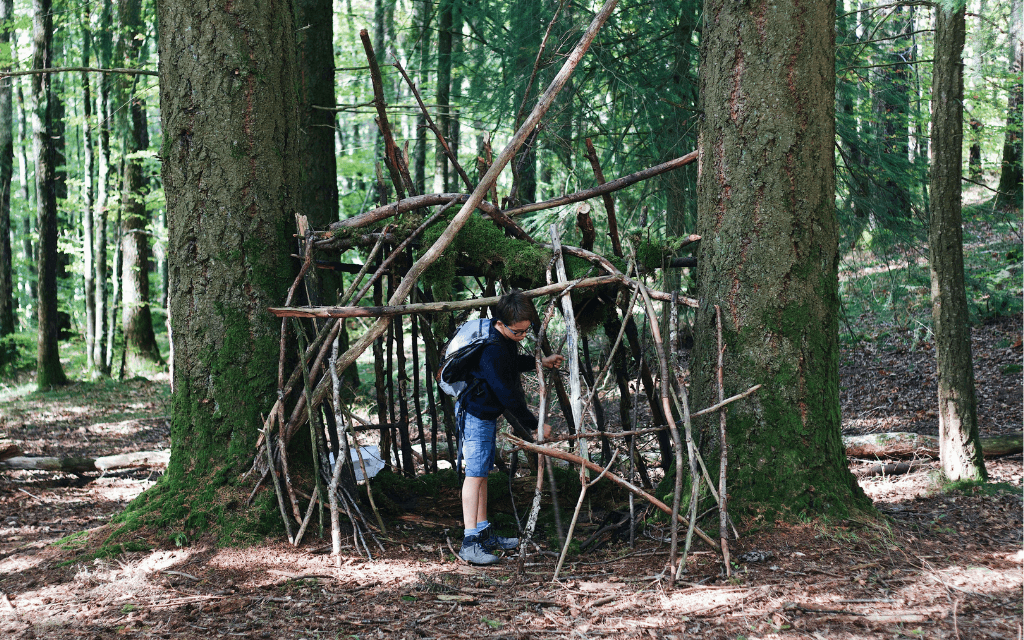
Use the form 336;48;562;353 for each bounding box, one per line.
0;310;1020;640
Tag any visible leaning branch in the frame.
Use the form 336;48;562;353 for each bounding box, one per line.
269;275;625;318
502;151;697;218
505;435;720;552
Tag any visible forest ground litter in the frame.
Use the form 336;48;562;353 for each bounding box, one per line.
0;318;1020;639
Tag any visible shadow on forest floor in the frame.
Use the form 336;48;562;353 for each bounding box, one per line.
1;317;1021;638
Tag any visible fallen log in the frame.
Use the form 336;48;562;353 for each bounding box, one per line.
843;432;1022;459
0;450;171;473
0;443;21;462
854;461;931;477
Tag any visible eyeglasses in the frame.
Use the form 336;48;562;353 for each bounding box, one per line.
501;322;531;337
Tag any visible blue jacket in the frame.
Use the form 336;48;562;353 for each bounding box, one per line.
462;320;538;430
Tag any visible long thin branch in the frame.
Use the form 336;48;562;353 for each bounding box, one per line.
506;435;719;552
502;151;697;218
0;66;157;78
269;275;623;318
584;138;623;257
360;29;412;199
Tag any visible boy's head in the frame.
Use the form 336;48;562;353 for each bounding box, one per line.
494;290;533;342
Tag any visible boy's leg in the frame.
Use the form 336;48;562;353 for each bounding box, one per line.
462;476;487;531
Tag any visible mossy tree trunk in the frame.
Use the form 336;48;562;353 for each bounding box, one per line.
928;5;986;483
149;0;299;536
692;0;867;519
31;0;67;389
118;0;163;375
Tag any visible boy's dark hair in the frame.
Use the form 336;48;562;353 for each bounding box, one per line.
494;289;533;325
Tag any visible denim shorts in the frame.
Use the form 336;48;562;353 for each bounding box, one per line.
457;402;498;478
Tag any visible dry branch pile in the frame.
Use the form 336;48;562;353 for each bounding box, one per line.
246;1;760;580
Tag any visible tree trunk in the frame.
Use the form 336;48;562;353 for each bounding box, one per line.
693;0;866;518
31;0;66;389
0;0;13;338
434;0;453;194
80;5;97;371
869;7;914;228
511;0;541;205
995;0;1022;211
413;0;431;196
154;0;299;517
118;0;162;375
15;66;35;306
294;0;338;231
93;1;113;376
928;5;986;482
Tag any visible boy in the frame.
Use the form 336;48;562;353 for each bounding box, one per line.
457;290;563;565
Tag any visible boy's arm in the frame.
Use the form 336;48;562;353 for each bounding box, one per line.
479;345;538;429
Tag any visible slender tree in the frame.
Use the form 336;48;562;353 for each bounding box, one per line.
0;0;13;338
994;0;1022;211
692;0;867;517
117;0;162;374
80;4;97;372
93;2;113;375
31;0;67;388
928;2;986;482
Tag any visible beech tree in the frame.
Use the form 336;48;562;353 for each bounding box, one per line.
31;0;66;389
691;0;868;517
929;2;986;482
0;0;12;339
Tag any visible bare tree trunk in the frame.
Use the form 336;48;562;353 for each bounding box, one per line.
414;0;431;195
929;5;986;482
434;0;452;194
118;0;162;375
80;4;97;371
93;1;112;376
995;0;1022;211
0;0;13;338
31;0;66;388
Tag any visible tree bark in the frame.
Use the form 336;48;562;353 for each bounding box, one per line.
995;0;1022;211
93;1;112;376
80;5;97;372
118;0;162;375
928;6;986;482
157;0;299;503
31;0;66;389
693;0;866;518
0;0;13;338
434;0;453;194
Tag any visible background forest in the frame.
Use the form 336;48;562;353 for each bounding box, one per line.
0;0;1019;386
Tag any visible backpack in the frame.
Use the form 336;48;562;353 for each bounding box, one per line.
436;318;498;398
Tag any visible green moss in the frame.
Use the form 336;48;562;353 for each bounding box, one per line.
418;213;551;298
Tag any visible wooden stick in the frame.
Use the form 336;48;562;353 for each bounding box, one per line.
550;224;588;582
506;435;719;552
519;298;559;574
261;427;294;545
360;30;410;200
715;305;732;574
502;151;697;219
634;274;686;586
293;486;319;547
584;137;623;257
691;384;762;418
390;56;473;192
269;275;624;318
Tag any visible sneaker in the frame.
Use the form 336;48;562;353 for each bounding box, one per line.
478;525;519;551
459;535;500;565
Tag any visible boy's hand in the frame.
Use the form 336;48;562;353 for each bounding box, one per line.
542;354;564;369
